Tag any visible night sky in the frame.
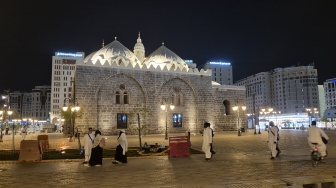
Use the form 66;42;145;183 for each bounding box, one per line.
1;0;335;92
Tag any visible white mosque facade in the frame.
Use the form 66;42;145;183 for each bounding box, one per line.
70;33;245;135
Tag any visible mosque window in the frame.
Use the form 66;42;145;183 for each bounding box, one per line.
173;113;183;127
117;113;127;129
118;59;122;65
116;91;120;104
171;94;176;105
178;94;183;106
223;100;231;115
123;92;128;104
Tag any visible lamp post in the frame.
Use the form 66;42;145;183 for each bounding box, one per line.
259;109;266;134
7;110;13;150
268;108;273;124
306;108;311;125
272;111;281;126
160;97;175;140
0;110;3;142
232;105;246;136
313;108;318;121
62;98;80;142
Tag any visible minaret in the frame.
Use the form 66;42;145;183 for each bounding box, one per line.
133;32;145;63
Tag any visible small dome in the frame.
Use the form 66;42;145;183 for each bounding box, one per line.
88;38;140;65
144;43;188;70
84;51;96;63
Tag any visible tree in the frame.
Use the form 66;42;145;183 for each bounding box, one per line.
320;117;329;129
129;102;152;151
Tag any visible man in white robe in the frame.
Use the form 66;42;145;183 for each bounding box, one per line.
308;121;329;160
82;128;95;165
268;121;278;159
21;125;28;140
202;122;212;161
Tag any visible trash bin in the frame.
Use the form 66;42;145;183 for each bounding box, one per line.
168;136;190;158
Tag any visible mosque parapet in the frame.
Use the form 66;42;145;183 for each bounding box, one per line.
81;59;211;76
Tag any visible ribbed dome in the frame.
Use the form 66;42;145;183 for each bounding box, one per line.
88;39;140;64
84;51;96;63
144;44;187;67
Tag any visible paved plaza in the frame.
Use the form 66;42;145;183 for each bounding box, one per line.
0;129;336;188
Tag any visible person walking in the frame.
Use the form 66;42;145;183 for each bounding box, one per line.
88;130;105;167
21;125;28;140
202;122;212;161
308;121;329;161
274;123;281;157
82;127;95;165
112;130;128;164
209;124;216;154
268;121;278;160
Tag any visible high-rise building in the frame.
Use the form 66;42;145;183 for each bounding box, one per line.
235;65;319;114
9;86;51;121
323;78;336;109
202;61;233;85
318;85;326;118
31;86;51;122
234;72;271;115
50;52;84;124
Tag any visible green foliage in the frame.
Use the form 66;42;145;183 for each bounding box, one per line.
320;117;329;122
59;107;83;121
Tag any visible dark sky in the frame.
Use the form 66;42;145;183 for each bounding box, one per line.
1;0;336;92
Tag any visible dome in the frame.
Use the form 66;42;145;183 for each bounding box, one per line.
87;38;140;65
84;51;96;63
144;43;188;70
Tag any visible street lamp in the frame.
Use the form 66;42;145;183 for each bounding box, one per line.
272;111;281;126
259;109;266;134
232;105;246;136
247;113;257;134
306;108;312;125
0;110;3;142
160;98;175;140
62;98;80;142
7;110;13;150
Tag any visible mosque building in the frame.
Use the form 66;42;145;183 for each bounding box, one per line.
52;33;246;135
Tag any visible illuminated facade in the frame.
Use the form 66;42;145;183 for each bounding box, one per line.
324;78;336;110
50;52;84;125
235;65;319;115
9;86;51;122
55;34;246;135
202;61;233;85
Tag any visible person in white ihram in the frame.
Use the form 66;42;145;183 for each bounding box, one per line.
21;125;28;140
202;122;212;161
267;121;278;160
82;127;95;165
308;121;329;161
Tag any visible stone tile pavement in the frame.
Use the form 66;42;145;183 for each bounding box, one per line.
0;129;336;188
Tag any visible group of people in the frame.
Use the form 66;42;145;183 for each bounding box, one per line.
268;120;330;161
202;120;330;162
82;128;128;167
